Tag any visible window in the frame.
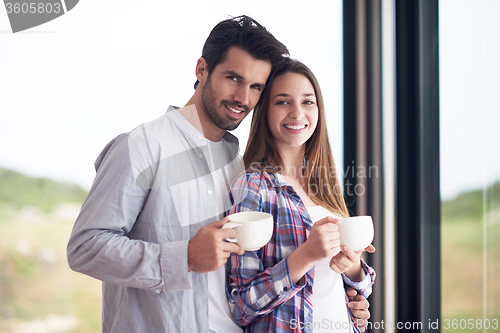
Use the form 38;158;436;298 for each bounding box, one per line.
440;0;500;330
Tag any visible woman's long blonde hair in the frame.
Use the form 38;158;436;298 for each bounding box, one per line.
243;58;349;218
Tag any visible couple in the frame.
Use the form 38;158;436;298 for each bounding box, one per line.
67;15;375;333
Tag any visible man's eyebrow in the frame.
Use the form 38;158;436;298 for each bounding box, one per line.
223;70;244;80
253;82;266;90
224;70;266;89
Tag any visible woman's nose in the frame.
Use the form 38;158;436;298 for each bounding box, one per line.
288;103;303;119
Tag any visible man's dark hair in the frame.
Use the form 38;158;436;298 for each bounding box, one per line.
194;15;289;89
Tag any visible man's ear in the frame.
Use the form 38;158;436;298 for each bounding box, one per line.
195;57;209;85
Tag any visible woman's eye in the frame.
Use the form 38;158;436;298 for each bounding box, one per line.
276;100;289;105
304;100;314;105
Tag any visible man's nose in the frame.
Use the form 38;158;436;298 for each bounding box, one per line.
233;86;250;106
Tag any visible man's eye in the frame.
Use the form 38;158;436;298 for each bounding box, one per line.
228;76;238;82
251;85;262;92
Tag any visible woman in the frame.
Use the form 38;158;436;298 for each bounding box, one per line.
226;58;376;333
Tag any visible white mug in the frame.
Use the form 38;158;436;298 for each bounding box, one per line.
338;216;374;251
222;212;274;251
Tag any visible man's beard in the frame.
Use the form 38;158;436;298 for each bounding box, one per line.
201;76;250;131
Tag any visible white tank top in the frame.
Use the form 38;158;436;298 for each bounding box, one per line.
208;266;244;333
307;206;351;333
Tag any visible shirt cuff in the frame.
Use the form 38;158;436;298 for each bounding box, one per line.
269;257;307;303
342;259;376;298
159;240;191;293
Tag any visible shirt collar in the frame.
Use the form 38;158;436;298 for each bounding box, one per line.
250;160;290;189
165;105;239;145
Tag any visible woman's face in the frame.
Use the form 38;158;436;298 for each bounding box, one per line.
267;72;319;153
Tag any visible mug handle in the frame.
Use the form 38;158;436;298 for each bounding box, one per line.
222;221;242;242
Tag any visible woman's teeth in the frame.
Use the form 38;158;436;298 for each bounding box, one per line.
284;124;306;130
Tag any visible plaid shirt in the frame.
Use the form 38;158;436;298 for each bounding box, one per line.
226;162;376;333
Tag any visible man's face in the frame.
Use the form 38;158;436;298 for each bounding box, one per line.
201;47;272;131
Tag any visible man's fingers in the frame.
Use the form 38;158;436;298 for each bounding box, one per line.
345;287;358;297
352;309;371;321
223;242;245;255
348;298;370;311
351;307;371;318
355;318;367;332
218;226;237;240
351;309;370;321
210;216;230;229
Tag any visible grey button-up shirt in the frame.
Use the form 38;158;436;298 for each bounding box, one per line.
67;106;244;332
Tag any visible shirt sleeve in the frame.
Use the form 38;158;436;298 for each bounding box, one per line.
66;134;191;294
225;173;307;326
342;258;376;298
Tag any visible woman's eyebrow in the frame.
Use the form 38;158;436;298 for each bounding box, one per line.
272;93;315;99
273;93;290;98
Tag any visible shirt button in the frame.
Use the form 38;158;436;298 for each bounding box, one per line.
283;286;288;292
207;190;213;195
197;135;203;140
199;153;203;159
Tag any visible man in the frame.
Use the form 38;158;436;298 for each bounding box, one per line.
67;15;371;332
67;15;287;332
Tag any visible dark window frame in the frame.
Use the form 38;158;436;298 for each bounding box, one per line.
343;1;440;331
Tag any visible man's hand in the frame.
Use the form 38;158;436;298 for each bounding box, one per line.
187;217;245;273
346;287;370;332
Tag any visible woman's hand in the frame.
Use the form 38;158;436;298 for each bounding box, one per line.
302;216;341;262
330;244;375;280
329;246;362;274
287;216;341;283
